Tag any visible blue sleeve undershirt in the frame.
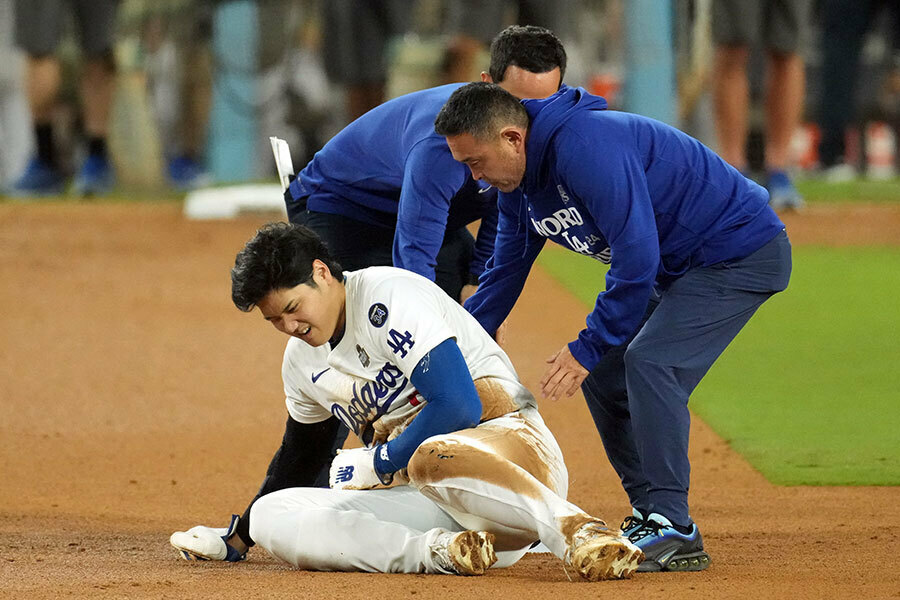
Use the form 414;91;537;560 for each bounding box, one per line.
373;338;481;475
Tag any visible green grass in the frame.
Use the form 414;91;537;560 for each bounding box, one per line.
794;177;900;203
538;245;900;485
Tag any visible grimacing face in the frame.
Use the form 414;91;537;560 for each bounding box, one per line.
256;259;345;347
446;128;527;193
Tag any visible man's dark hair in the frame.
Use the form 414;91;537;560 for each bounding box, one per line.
231;222;343;312
489;25;566;84
434;82;529;139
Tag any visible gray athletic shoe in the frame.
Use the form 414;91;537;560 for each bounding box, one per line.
629;513;711;572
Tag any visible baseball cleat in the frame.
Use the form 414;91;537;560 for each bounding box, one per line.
170;514;246;562
565;520;644;581
431;530;498;575
628;513;710;572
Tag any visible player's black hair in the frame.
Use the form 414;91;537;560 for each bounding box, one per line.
434;82;529;139
489;25;566;85
231;222;343;312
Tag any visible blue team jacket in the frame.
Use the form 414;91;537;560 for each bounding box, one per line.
465;85;785;371
287;84;498;281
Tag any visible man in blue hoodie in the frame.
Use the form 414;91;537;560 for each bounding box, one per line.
435;82;792;572
285;25;565;304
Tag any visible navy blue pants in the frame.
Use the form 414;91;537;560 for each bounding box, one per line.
582;230;792;526
294;209;476;302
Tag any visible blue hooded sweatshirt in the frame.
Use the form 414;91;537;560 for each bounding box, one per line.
465;86;785;371
287;84;498;281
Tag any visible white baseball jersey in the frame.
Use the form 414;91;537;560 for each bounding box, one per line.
282;267;536;446
251;267;610;575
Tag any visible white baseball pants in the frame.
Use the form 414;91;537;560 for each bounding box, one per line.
250;408;598;572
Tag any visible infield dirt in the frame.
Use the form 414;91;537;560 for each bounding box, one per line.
1;202;898;599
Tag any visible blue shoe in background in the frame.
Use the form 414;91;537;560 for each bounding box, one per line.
767;170;804;211
8;157;65;196
629;512;711;572
73;155;114;197
168;155;211;191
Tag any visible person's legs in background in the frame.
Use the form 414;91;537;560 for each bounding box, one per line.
712;0;809;210
441;0;574;85
0;0;33;188
762;0;811;210
818;0;876;180
71;0;117;196
712;0;758;172
11;0;66;194
322;0;411;122
11;0;117;196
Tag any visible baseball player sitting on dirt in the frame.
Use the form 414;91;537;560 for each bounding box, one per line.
170;222;644;580
170;26;570;558
435;83;793;572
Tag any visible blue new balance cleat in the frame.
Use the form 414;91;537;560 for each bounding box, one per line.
8;157;65;196
629;513;711;572
73;154;114;197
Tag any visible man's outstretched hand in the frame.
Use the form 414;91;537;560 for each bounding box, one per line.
540;344;589;400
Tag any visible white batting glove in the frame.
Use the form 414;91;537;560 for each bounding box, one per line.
329;446;392;490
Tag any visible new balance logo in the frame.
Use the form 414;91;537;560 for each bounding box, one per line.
335;466;355;483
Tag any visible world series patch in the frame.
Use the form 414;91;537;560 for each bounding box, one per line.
368;303;388;327
356;344;370;367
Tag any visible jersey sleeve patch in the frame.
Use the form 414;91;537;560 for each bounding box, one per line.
368;302;389;328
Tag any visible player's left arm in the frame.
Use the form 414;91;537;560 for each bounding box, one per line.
330;279;481;489
374;337;480;476
541;128;659;399
393;143;468;281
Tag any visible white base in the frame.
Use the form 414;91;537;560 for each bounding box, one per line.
183;184;286;220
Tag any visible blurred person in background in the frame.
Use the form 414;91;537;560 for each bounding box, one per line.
141;3;213;190
0;0;33;187
817;0;900;180
442;0;575;84
711;0;811;210
321;0;413;122
10;0;119;196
